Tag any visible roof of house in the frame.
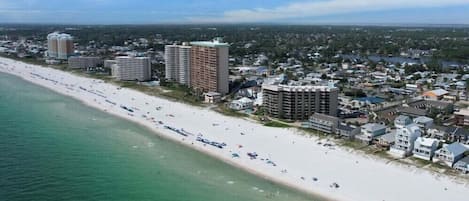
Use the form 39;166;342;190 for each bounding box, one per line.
456;156;469;165
397;106;427;116
395;115;412;124
443;142;467;156
378;132;396;143
455;108;469;116
355;96;385;104
423;89;449;97
447;127;469;137
413;116;434;124
310;113;339;123
415;137;439;147
236;97;254;103
337;124;358;132
361;123;387;131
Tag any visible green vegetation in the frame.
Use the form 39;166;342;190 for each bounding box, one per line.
215;104;249;118
264;121;292;128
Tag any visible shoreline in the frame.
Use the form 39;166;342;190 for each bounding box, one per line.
1;56;468;201
0;59;333;201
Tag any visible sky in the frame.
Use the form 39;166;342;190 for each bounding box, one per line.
0;0;469;25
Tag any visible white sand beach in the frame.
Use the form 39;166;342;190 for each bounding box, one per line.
1;56;468;201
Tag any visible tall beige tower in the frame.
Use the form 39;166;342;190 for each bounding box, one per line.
47;32;59;58
47;32;74;60
190;38;229;95
57;34;74;60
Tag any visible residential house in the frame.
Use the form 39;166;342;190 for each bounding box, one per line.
336;123;361;139
446;127;469;145
204;92;221;103
413;116;434;130
433;142;467;167
422;89;448;100
229;97;254;111
455;108;469;127
356;123;387;144
308;113;340;134
394;115;413;129
377;132;396;148
412;137;439;161
454;156;469;173
390;123;422;157
427;125;447;140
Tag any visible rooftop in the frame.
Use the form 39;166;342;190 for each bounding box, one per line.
457;156;469;164
310;113;339;123
190;39;229;48
455;108;469;116
443;142;467;155
262;84;337;92
415;137;438;147
361;123;387;131
424;89;449;97
413;116;434;123
378;132;396;142
337;123;357;132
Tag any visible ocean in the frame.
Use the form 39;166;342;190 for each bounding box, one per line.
0;72;319;201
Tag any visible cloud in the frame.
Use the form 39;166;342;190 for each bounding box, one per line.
188;0;469;23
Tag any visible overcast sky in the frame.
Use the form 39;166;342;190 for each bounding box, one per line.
1;0;469;24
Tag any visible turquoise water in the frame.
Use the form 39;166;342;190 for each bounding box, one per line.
0;72;319;201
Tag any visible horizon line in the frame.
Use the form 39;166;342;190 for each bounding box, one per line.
1;22;469;28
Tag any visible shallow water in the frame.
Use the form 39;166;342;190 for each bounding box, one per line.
0;72;320;201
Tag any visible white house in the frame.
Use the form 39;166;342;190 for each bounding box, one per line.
413;116;434;130
356;123;387;144
454;156;469;173
390;123;422;157
412;137;439;161
433;142;467;167
394;115;412;129
229;97;254;110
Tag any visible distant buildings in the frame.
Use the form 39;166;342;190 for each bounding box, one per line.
47;32;74;60
262;84;338;121
68;56;103;69
164;43;191;85
112;56;151;81
190;38;229;95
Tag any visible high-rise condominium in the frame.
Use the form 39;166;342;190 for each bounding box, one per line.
190;38;229;95
47;32;74;60
113;56;151;81
165;42;191;85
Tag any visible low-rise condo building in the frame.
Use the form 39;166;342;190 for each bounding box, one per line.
262;84;338;121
